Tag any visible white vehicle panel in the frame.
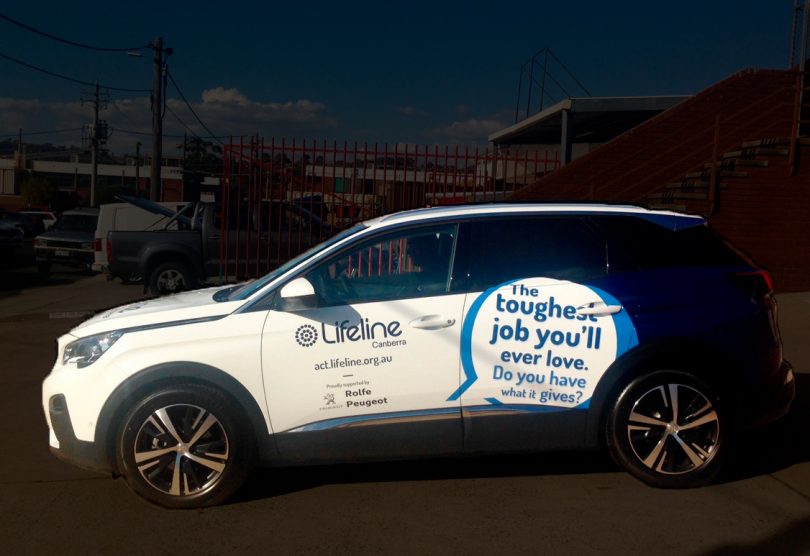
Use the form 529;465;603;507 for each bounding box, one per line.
44;311;270;442
261;294;467;433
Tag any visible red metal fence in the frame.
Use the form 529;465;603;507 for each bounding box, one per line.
219;138;559;279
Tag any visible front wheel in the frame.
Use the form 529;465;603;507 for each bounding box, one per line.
115;383;254;508
607;370;724;488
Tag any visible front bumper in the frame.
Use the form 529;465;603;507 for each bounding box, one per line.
36;247;94;268
46;394;111;474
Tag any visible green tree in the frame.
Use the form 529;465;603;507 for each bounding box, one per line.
20;175;55;207
184;137;223;176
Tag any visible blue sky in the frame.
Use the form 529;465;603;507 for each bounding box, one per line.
0;1;797;154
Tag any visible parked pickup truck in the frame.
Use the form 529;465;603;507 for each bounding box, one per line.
107;196;332;295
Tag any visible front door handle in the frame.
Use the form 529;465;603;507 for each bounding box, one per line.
577;301;622;316
409;315;456;330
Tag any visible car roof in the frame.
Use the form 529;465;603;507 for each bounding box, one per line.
364;203;705;230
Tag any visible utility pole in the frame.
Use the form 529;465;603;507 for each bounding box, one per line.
151;36;164;201
82;83;108;207
91;83;99;206
135;141;141;196
16;128;23;169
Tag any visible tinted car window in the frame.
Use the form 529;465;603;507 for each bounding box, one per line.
591;216;744;272
468;217;607;290
306;223;458;306
54;214;97;233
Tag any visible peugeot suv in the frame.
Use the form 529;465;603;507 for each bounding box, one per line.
42;204;794;508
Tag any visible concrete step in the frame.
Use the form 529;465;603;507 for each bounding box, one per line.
647;191;709;201
684;170;711;179
705;160;768;169
664;180;710;190
740;137;791;148
663;181;727;191
646;202;688;212
723;148;789;158
719;170;749;178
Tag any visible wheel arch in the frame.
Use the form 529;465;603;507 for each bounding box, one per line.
142;248;200;283
97;361;276;473
585;338;742;448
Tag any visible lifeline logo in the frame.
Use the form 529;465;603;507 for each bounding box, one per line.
295;325;319;347
295;318;403;347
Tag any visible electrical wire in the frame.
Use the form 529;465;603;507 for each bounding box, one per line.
166;70;224;145
0;127;84;138
165;103;205;142
0;51;151;92
0;13;151;52
110;128;189;139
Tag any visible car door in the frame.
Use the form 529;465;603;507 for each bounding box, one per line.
259;222;468;463
455;217;639;453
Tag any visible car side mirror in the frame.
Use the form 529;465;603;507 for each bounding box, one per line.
278;277;317;310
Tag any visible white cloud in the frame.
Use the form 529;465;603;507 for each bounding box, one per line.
0;88;336;154
201;87;250;106
429;118;506;143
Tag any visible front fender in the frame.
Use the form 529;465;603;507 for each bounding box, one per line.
97;361;278;472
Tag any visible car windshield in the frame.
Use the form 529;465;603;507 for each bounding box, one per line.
223;223;367;301
55;214;97;233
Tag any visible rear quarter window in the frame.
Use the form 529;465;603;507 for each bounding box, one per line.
591;216;746;272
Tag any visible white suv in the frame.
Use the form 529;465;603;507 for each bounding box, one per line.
42;203;794;508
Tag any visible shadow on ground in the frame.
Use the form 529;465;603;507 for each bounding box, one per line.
232;374;810;506
0;246;92;297
232;449;618;506
721;372;810;482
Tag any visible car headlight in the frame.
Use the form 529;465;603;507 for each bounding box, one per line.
63;331;123;368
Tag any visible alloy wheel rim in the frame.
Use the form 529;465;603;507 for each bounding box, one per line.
157;269;184;292
626;383;720;475
133;403;229;497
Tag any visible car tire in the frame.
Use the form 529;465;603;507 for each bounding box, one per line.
149;261;194;296
606;370;724;488
115;383;254;509
37;261;51;273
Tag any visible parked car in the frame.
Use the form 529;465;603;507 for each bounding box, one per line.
106;196;331;295
0;219;24;255
20;210;58;230
0;210;46;238
93;200;186;275
34;208;99;273
42;203;794;508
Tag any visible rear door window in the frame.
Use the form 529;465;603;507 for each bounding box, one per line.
467;217;608;290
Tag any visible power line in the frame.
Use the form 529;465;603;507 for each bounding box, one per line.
166;70;224;145
0;13;151;52
111;127;190;139
0;51;151;92
165;103;205;142
0;127;83;139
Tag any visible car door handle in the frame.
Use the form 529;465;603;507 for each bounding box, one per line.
577;302;623;316
409;315;456;330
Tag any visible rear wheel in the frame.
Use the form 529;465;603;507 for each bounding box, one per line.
149;261;194;295
115;383;254;508
607;370;723;488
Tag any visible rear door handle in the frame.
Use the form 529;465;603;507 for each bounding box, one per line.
409;315;456;330
577;301;622;316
